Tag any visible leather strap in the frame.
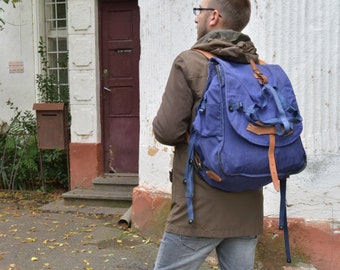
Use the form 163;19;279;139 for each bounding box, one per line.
249;60;281;192
268;134;280;191
206;170;222;182
247;122;277;135
193;49;214;59
250;58;268;85
247;123;280;191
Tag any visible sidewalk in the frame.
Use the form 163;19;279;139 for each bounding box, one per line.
0;193;320;270
0;196;213;270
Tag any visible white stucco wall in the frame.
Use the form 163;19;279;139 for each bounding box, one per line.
244;0;340;221
139;0;340;221
0;0;36;122
139;0;197;191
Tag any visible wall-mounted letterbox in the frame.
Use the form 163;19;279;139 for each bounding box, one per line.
33;103;68;150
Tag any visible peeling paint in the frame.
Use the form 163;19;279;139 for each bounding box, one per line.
148;145;159;156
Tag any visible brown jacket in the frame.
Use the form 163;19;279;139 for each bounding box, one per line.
153;30;263;238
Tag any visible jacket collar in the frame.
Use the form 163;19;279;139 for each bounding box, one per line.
191;30;259;63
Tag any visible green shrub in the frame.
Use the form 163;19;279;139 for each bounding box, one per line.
0;100;69;191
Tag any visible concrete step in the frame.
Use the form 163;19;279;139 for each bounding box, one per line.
62;188;133;208
92;173;138;192
62;173;139;208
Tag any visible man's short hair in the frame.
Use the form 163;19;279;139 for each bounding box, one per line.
214;0;251;31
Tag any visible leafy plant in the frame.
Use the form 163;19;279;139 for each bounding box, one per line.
0;100;69;191
41;149;69;189
36;36;70;122
36;36;62;103
0;100;38;190
1;0;20;5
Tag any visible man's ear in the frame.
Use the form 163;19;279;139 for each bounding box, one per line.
209;10;221;27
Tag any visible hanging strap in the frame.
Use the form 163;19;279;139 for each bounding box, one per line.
184;131;197;224
280;178;292;263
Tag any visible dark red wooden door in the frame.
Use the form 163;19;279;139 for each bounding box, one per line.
100;0;140;173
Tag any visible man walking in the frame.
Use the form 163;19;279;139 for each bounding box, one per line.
153;1;263;269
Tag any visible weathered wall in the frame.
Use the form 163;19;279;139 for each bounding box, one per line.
138;0;340;221
244;0;340;221
138;0;197;191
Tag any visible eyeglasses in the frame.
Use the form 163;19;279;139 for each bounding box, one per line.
193;7;222;17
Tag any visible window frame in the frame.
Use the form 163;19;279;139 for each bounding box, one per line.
44;0;69;103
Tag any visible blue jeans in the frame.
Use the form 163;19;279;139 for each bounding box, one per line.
154;232;258;270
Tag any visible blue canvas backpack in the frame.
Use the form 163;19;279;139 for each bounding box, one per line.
184;50;307;263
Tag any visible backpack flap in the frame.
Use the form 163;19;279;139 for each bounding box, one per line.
224;61;306;181
226;62;303;146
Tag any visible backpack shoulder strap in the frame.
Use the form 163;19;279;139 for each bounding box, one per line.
193;49;214;59
194;49;267;66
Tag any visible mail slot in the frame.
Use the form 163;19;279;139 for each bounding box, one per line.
33;103;68;149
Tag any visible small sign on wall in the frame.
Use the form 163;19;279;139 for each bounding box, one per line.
9;61;24;73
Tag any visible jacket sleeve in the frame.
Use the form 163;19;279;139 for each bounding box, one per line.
152;54;196;146
153;50;208;146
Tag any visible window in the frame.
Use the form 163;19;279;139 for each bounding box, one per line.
44;0;68;103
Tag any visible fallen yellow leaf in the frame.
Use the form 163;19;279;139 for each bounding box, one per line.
79;229;92;233
26;237;37;242
31;256;38;261
43;238;56;244
144;237;151;244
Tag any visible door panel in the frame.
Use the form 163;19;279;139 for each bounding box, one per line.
101;0;140;173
